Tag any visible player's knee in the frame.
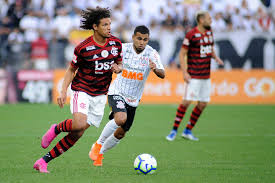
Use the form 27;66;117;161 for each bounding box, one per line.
197;102;207;110
114;112;127;126
72;118;88;131
114;129;126;139
182;100;191;107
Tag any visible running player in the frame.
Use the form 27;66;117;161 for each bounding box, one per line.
89;25;165;166
166;11;224;141
33;7;123;173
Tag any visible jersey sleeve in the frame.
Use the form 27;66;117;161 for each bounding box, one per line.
150;49;164;70
182;31;193;50
70;47;83;69
115;40;123;64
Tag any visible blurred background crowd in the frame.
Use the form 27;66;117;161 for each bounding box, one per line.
0;0;274;71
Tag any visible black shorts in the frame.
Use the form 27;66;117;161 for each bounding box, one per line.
108;95;137;132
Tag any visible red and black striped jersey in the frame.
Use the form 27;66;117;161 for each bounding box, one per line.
182;27;214;79
70;35;122;96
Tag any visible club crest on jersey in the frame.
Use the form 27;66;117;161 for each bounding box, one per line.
116;101;125;109
86;45;96;51
109;41;116;45
139;57;148;66
204;37;209;43
101;50;109;58
111;46;118;56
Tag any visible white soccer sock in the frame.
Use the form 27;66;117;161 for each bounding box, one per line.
97;119;119;145
100;134;120;154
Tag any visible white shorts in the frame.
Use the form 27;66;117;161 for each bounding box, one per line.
70;91;107;128
183;79;211;102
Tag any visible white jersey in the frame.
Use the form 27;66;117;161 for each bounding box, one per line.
108;43;164;107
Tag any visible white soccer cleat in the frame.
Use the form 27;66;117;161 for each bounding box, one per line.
182;129;199;141
166;130;177;141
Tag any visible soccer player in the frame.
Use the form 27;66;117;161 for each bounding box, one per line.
33;7;123;173
166;11;224;141
89;25;165;166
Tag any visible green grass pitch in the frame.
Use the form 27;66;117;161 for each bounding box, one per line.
0;103;274;183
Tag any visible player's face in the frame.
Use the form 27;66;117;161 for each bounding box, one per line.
202;13;212;30
132;32;149;53
94;18;111;38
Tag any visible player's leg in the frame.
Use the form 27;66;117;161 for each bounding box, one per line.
182;79;210;141
94;104;136;166
89;95;127;161
34;91;90;173
166;79;199;141
41;91;89;148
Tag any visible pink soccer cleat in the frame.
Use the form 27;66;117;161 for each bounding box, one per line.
41;124;57;149
33;158;49;173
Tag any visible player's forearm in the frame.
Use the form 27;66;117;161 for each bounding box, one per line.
117;63;123;73
153;69;165;79
179;49;187;73
61;65;77;93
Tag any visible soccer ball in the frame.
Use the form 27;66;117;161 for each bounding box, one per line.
134;153;157;175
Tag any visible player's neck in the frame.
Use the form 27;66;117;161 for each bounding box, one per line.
93;32;108;46
197;25;206;34
133;46;143;54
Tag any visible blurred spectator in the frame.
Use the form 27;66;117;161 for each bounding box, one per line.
212;12;227;32
30;31;49;70
7;28;24;69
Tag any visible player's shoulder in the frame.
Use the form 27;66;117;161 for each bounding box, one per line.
122;42;133;48
186;27;198;37
145;44;158;54
75;36;92;52
109;35;122;45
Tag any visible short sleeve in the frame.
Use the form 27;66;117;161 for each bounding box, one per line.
150;49;164;70
70;47;83;69
182;31;193;50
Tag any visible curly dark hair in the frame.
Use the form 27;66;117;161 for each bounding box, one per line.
80;7;111;30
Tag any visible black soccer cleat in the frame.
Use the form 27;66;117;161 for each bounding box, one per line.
108;111;114;120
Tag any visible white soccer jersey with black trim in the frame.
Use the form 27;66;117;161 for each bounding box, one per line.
108;43;164;107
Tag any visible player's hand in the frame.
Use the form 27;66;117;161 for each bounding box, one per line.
183;72;191;83
57;91;67;108
149;59;156;71
216;57;224;66
111;63;122;74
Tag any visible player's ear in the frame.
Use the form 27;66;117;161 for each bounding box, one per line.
93;24;98;31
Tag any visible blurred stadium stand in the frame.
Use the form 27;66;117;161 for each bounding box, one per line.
0;0;275;104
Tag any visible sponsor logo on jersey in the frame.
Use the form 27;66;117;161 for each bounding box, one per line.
116;101;125;109
195;33;201;37
95;60;114;74
109;41;116;45
200;45;212;56
111;46;118;56
206;31;211;35
86;45;96;51
204;37;209;43
183;38;189;46
122;70;143;80
93;54;99;59
72;54;77;63
101;50;109;58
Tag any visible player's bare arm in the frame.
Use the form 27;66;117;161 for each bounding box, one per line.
111;63;123;74
179;47;191;83
149;60;165;79
212;49;224;66
57;64;77;108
